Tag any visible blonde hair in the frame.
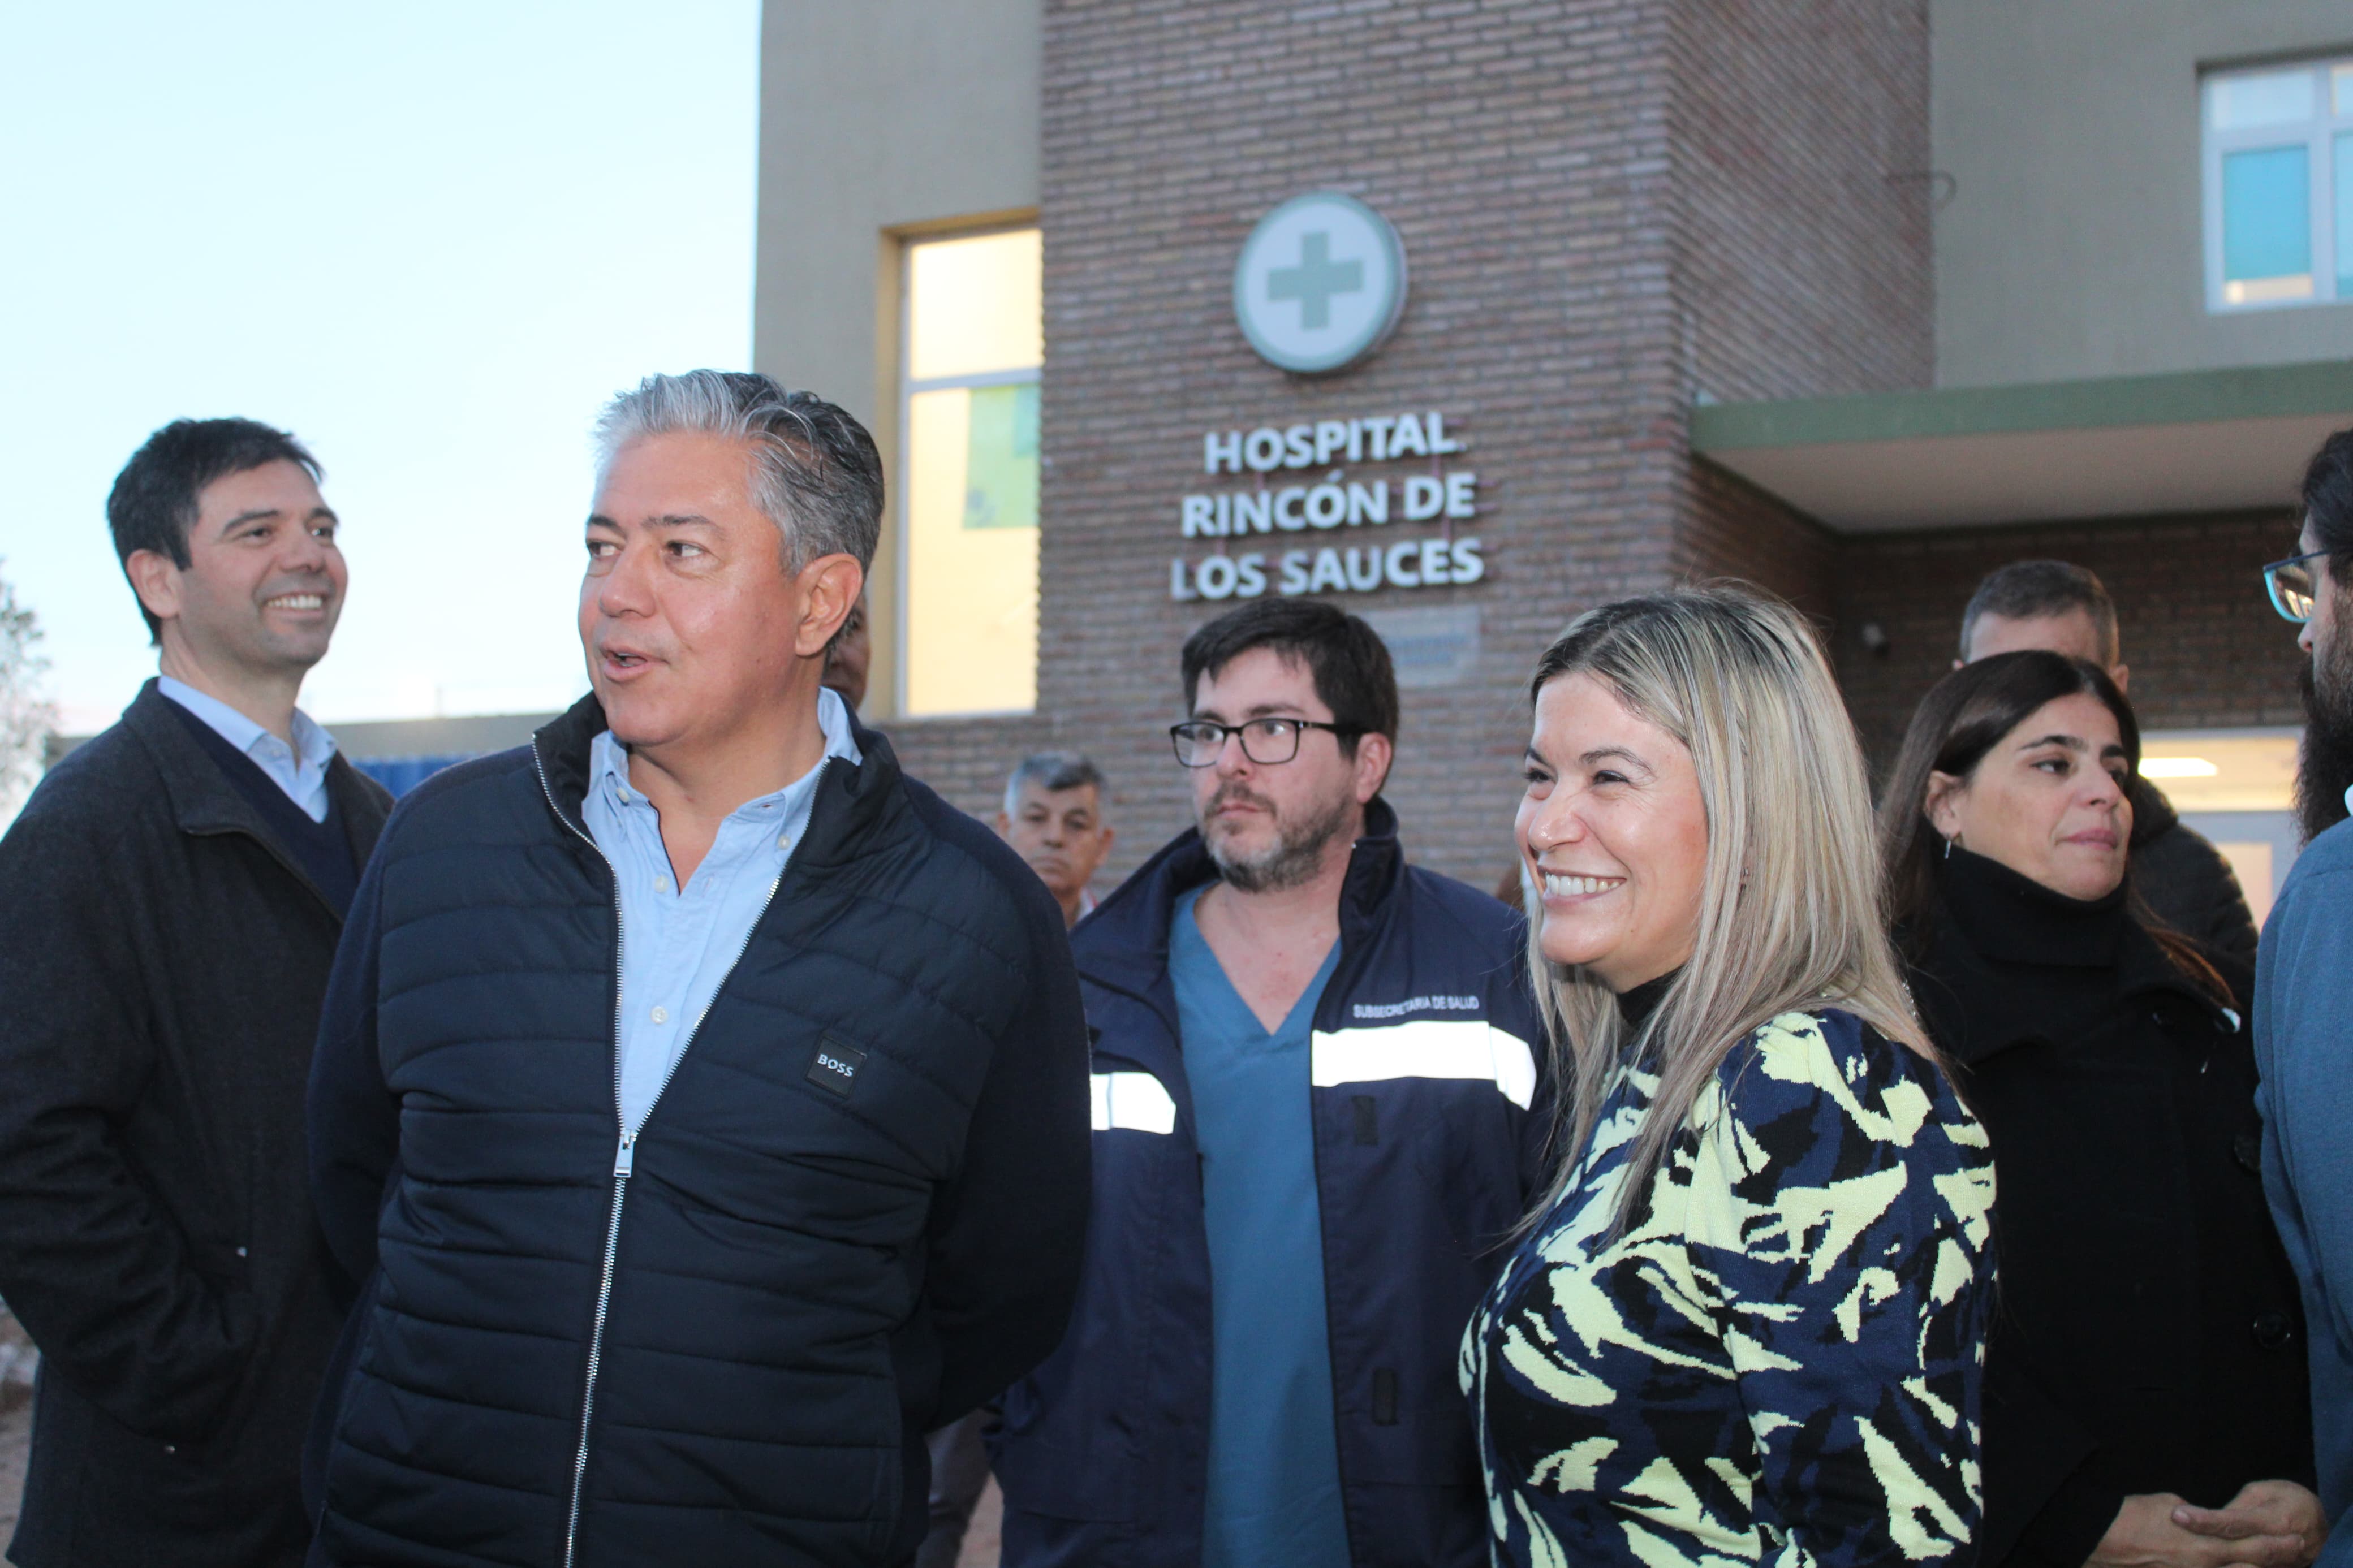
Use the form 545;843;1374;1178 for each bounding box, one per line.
1522;585;1934;1233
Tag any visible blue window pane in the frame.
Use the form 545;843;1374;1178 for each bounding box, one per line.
2223;145;2312;282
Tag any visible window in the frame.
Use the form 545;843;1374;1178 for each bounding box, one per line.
2141;728;2303;922
2203;56;2353;310
899;227;1042;716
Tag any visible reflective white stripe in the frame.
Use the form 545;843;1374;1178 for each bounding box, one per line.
1309;1020;1536;1109
1091;1071;1177;1134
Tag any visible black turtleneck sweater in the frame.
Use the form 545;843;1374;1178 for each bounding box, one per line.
1906;848;2312;1568
1613;969;1677;1031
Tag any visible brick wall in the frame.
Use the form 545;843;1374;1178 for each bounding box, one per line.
1662;0;1929;636
1665;0;1934;405
876;714;1060;824
1022;0;1699;888
1833;508;2309;775
874;2;2308;899
1678;457;1839;621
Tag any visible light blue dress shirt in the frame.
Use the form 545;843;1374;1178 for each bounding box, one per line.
157;676;337;822
584;687;862;1137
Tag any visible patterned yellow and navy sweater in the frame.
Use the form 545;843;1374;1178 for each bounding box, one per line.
1461;1007;1996;1568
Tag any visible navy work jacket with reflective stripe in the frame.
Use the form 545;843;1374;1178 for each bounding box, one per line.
992;798;1548;1568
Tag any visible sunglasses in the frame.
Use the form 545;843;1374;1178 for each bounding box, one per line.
2263;550;2328;624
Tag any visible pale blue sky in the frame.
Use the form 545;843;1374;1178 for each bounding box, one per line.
0;2;760;734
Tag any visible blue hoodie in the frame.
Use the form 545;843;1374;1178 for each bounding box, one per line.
2258;813;2353;1561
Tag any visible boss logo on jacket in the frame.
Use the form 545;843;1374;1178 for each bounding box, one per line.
809;1038;868;1097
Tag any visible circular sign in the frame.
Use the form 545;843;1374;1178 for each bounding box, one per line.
1232;192;1408;375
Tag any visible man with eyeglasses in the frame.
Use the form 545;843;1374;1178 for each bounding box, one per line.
992;597;1544;1568
2256;427;2353;1567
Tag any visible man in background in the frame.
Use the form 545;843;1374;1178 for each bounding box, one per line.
2256;427;2353;1566
995;598;1544;1567
913;749;1122;1567
996;751;1117;928
822;585;871;711
0;419;390;1566
1958;559;2259;977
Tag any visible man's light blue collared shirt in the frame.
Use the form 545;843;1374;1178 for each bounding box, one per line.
157;676;337;823
585;686;862;1136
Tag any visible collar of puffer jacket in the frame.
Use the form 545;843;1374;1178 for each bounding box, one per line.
528;689;899;861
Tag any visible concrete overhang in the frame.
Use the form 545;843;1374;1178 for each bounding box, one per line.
1689;360;2353;533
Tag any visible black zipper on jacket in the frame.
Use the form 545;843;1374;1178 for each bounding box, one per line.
1073;967;1184;1060
533;746;627;1568
533;742;826;1568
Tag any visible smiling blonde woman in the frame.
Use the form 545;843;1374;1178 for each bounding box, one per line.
1460;586;1997;1568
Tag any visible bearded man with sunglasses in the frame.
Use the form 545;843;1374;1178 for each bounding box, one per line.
2258;426;2353;1568
991;597;1543;1568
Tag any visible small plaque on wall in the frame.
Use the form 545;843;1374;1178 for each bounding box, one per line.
1360;604;1481;689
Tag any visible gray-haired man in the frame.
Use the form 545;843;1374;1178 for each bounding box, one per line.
305;371;1091;1567
995;752;1117;929
911;753;1121;1567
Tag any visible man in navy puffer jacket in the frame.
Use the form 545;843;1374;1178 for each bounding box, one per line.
992;599;1546;1568
305;372;1091;1568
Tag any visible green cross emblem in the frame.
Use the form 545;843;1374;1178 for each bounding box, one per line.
1266;231;1364;330
1233;192;1406;374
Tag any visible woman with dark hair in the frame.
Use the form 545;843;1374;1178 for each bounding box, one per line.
1880;649;2318;1568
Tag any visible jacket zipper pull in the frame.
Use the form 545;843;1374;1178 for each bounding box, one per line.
615;1130;636;1177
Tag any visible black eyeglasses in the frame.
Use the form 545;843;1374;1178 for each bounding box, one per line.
2262;550;2328;624
1170;716;1358;767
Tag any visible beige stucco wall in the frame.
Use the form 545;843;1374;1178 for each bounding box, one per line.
1934;0;2353;388
753;0;1040;716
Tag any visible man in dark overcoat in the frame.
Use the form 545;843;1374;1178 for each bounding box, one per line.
0;418;391;1566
